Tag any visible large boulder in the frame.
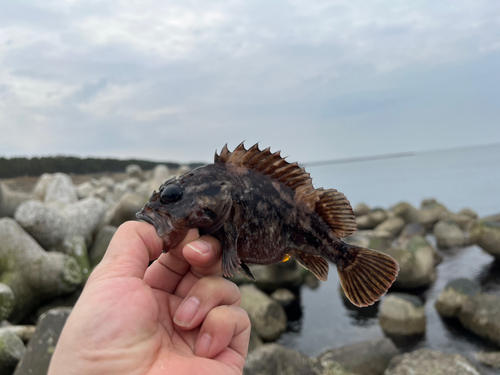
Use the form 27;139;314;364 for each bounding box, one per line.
0;218;82;322
385;349;482;375
378;293;426;336
344;230;392;252
14;308;72;375
353;203;370;217
356;209;388;230
318;338;399;375
102;192;145;228
0;325;36;343
0;329;26;374
458;294;500;346
418;199;449;230
374;216;406;238
89;225;117;267
475;351;500;369
392;202;420;224
60;197;107;245
0;182;31;218
435;278;481;318
383;236;438;288
398;222;425;241
150;164;171;191
433;220;469;248
469;221;500;259
239;284;287;342
0;283;15;321
232;261;304;291
244;343;354;375
44;173;78;208
126;164;143;180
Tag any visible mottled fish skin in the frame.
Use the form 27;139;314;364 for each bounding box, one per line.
137;142;399;307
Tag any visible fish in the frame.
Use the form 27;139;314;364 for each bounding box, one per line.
136;142;399;307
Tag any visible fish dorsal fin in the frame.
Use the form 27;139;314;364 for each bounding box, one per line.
214;142;318;209
315;188;357;238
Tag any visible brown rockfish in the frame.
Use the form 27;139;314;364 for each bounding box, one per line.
136;143;399;307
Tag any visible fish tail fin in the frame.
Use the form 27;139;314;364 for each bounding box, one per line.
336;243;399;307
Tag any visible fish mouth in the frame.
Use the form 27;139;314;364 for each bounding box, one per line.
136;206;173;238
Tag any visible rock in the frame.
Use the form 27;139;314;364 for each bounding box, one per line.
482;212;500;223
344;230;392;252
356;209;388;230
97;176;115;189
475;351;500;368
151;164;171;190
253;261;304;291
458;294;500;346
433;220;469;248
104;193;145;228
398;222;425;241
459;208;478;219
0;182;31;218
318;338;398;375
176;165;191;176
59;235;91;280
124;177;141;190
0;218;82;322
0;325;36;343
31;174;54;201
303;273;320;289
442;212;477;231
385;348;482;375
75;181;95;199
392;202;420;224
89;225;117;267
378;293;426;336
44;173;78;207
0;283;15;321
60;197;107;245
435;278;481;318
0;329;26;374
469;221;500;259
244;343;354;375
374;217;406;238
14;308;71;375
92;185;110;201
383;235;438;288
353;203;370;217
270;288;296;307
126;164;143;180
248;328;263;352
14;200;69;250
239;284;287;341
418;200;448;229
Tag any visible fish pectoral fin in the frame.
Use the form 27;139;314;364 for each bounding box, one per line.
221;222;241;278
290;251;329;281
239;262;255;281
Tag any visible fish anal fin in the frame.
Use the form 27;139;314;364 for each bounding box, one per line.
290;251;329;281
316;189;357;238
221;222;240;278
337;243;399;307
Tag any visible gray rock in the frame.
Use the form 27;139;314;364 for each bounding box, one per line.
59;235;91;281
14;308;71;375
124;177;141;190
442;212;477;231
248;328;263;352
0;329;26;374
482;213;500;223
44;173;78;206
31;174;54;201
92;185;110;201
392;202;420;224
270;288;296;307
475;351;500;368
353;203;370;217
344;230;393;252
318;338;399;375
383;235;438;288
14;200;69;250
60;196;107;245
244;343;354;375
469;221;500;258
0;325;36;343
75;181;95;199
239;284;287;342
356;209;388;230
0;218;82;322
374;217;406;238
89;225;117;267
105;192;145;228
151;164;171;191
459;294;500;346
97;176;115;189
378;293;426;336
435;278;481;318
434;220;469;248
126;164;143;180
460;208;478;219
0;182;31;218
0;283;15;321
176;165;191;176
398;222;425;241
418;200;449;229
385;348;481;375
254;260;304;291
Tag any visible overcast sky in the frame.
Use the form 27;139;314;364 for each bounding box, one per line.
1;0;499;164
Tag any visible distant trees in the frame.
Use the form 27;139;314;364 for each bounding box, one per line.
0;156;204;178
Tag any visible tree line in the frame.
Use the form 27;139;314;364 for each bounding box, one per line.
0;156;204;179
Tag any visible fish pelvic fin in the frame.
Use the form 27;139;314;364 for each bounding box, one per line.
315;188;357;238
290;250;329;281
336;243;399;307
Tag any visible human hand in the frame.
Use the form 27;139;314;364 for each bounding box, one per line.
48;221;250;375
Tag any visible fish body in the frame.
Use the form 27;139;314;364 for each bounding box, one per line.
137;143;399;307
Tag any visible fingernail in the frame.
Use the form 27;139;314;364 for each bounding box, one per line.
174;297;200;327
187;240;212;255
196;333;212;357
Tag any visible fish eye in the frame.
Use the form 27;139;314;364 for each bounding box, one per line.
160;184;183;204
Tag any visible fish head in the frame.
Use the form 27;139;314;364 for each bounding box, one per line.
136;174;233;249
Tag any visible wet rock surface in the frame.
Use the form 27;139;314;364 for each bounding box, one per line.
435;278;481;318
469;221;500;258
0;329;26;374
434;219;469;248
378;293;426;336
459;294;500;346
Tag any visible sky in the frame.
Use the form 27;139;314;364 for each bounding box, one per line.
1;0;499;164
